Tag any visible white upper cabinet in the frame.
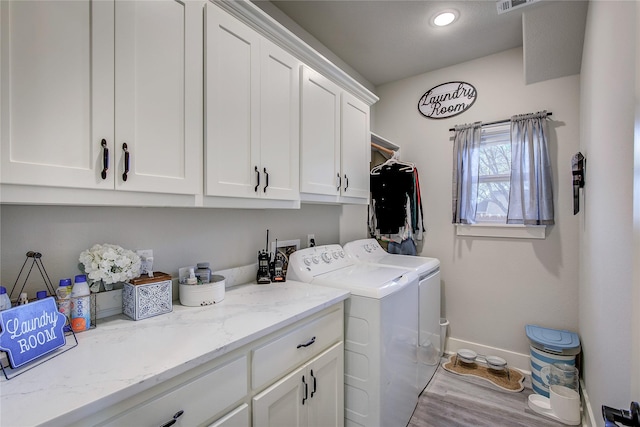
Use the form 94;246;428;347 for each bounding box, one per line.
205;3;299;201
114;0;201;194
299;66;341;198
300;65;371;203
0;0;201;195
340;92;371;200
0;0;113;189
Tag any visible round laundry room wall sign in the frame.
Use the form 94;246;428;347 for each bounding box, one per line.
418;81;477;119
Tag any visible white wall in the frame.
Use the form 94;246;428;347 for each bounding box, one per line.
373;47;581;360
0;204;343;296
579;1;636;421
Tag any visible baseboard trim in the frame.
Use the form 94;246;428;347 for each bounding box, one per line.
580;378;597;427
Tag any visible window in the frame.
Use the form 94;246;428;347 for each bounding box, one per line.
476;123;510;224
453;117;553;239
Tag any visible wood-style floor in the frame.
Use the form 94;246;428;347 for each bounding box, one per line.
409;364;569;427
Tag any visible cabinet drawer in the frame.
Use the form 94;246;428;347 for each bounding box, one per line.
252;307;342;390
99;355;247;426
208;403;249;427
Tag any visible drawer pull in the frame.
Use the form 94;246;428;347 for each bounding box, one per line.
336;174;341;191
310;369;317;398
296;336;316;349
344;174;349;191
101;139;109;179
159;409;184;427
302;375;308;405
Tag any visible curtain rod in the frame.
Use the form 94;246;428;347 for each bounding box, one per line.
448;112;552;132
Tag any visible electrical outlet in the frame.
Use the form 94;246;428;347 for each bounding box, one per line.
307;234;315;247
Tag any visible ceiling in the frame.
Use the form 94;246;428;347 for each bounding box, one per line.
263;0;589;87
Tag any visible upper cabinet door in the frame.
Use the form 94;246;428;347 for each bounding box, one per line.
340;92;370;200
259;38;300;201
205;4;260;198
300;66;341;196
0;0;114;189
114;0;201;195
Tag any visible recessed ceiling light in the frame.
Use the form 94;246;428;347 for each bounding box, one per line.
432;10;458;27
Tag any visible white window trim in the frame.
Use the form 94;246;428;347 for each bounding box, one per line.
455;223;546;239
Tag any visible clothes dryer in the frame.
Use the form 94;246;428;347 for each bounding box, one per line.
343;238;441;393
287;244;419;427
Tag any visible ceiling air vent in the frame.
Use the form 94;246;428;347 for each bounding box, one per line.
496;0;540;15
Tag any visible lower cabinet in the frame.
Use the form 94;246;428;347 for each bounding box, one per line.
252;342;344;427
71;303;344;427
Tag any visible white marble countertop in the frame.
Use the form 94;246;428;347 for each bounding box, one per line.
0;281;349;427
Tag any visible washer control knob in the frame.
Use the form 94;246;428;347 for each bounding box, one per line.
364;244;372;252
332;251;339;259
339;250;345;258
312;256;320;264
321;252;331;263
303;258;312;266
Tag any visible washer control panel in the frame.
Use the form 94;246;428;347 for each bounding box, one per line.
287;244;353;282
343;238;384;261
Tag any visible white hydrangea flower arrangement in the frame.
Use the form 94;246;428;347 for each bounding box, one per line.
79;244;141;292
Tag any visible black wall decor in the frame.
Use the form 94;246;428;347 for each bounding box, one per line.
418;81;477;119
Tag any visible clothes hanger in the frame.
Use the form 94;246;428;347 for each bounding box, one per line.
370;151;415;175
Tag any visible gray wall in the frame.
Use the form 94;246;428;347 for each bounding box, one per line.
373;47;581;360
0;204;343;295
579;1;637;422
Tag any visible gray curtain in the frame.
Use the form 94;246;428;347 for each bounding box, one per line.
507;111;554;225
452;122;482;224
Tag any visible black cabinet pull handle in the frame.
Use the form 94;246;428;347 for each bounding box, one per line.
344;174;349;191
302;375;308;405
297;336;316;348
122;143;130;182
263;167;269;192
310;369;317;398
254;166;260;192
159;409;184;427
101;139;109;180
336;173;341;191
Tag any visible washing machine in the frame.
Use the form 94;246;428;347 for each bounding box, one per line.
287;244;420;427
343;238;441;393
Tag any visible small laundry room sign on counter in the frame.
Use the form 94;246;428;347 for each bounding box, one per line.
418;81;477;119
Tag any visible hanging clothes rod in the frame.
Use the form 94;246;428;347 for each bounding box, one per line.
371;141;396;156
448;112;552;132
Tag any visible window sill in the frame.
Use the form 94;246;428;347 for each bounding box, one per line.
455;223;546;239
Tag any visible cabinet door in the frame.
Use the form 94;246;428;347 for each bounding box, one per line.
259;38;300;201
340;92;370;200
0;0;113;189
308;342;345;427
300;66;341;196
253;365;308;427
205;4;260;198
115;0;201;195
